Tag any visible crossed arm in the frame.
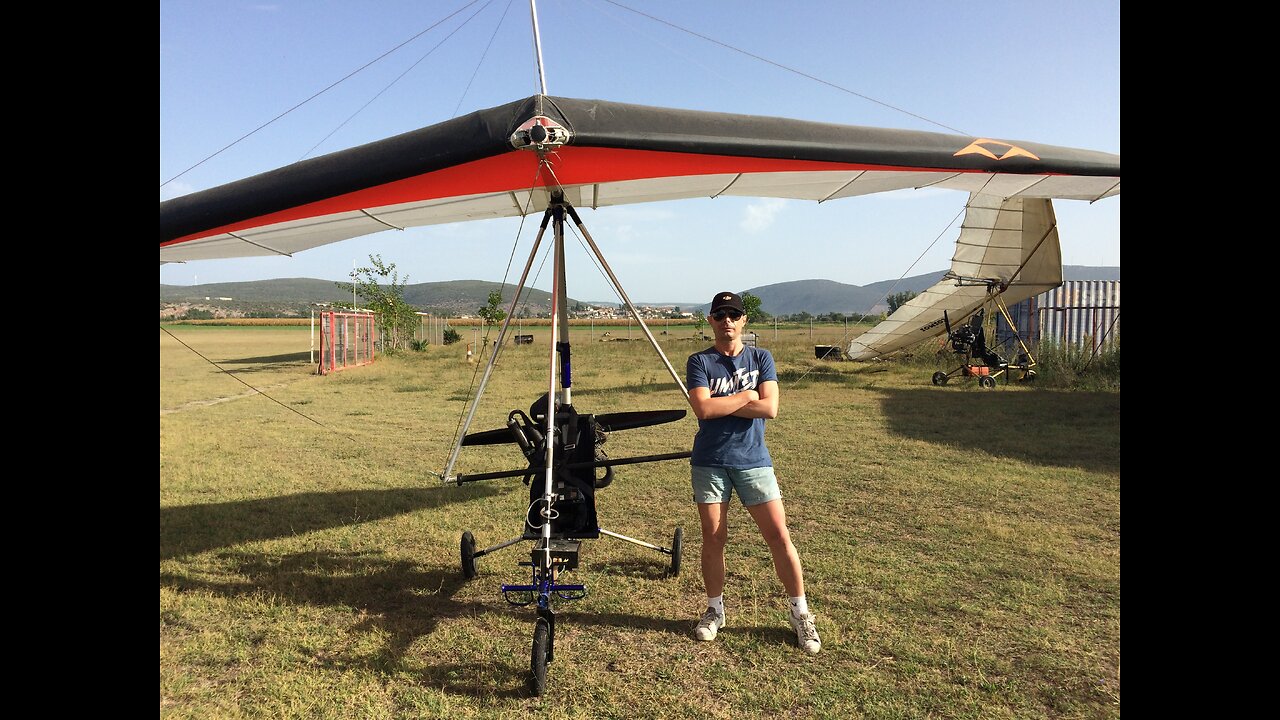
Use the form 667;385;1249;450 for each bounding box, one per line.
688;380;779;421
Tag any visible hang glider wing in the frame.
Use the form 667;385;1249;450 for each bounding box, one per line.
160;95;1120;263
846;194;1063;360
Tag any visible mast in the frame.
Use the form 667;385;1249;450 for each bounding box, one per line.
529;0;549;95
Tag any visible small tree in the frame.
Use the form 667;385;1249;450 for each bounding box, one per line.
693;310;706;336
336;254;419;351
442;327;461;345
887;291;919;314
741;292;770;322
477;290;507;328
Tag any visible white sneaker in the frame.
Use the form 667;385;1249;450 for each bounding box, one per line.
790;612;821;654
694;607;725;641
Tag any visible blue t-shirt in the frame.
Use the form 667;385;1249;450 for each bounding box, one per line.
686;345;777;468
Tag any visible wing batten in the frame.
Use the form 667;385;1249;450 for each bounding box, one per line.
228;232;292;257
711;173;743;198
819;171;865;202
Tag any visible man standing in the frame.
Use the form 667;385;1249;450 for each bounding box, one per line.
685;291;821;654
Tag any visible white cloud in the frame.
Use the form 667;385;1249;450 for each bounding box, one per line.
739;198;787;234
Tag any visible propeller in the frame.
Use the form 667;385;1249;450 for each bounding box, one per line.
594;409;686;432
461;409;686;446
461;427;522;446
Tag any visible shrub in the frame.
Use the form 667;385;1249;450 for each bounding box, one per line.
1034;340;1120;390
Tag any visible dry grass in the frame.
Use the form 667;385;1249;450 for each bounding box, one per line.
161;325;1119;719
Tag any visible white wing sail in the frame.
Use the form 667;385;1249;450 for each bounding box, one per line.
847;194;1062;360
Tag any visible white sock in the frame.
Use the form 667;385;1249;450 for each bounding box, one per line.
707;595;725;618
789;596;809;618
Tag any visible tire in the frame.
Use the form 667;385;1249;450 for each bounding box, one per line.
932;371;948;386
979;376;996;389
530;619;550;696
460;531;477;580
669;527;683;577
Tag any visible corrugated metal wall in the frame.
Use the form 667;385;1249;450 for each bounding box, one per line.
996;280;1120;353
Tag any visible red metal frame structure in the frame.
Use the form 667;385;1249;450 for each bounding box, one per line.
318;311;376;375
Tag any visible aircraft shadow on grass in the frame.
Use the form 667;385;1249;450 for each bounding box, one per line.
161;541;697;697
160;486;501;561
161;549;532;698
221;351;313;365
876;388;1120;474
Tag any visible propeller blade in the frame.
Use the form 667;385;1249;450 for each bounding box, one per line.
594;409;686;432
461;427;518;446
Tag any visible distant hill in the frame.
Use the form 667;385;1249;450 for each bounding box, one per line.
1061;266;1121;282
160;278;576;316
696;265;1119;315
400;280;562;314
160;278;351;304
161;266;1117;318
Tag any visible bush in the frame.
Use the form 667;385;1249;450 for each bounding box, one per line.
1033;341;1120;390
443;328;462;345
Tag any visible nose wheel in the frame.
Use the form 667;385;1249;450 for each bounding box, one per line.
456;525;683;695
530;618;550;696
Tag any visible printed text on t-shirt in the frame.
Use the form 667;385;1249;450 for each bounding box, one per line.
708;368;759;396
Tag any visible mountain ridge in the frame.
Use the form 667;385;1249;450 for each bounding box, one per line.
160;266;1118;316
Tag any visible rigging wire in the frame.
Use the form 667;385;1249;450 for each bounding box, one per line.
1081;311;1120;373
784;203;966;387
161;0;485;189
298;0;496;162
453;0;518;119
566;222;624;308
442;160;548;462
580;0;739;88
535;161;626;309
159;325;344;435
796;174;999;380
598;0;969;136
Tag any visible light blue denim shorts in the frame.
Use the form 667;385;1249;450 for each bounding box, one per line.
691;465;781;506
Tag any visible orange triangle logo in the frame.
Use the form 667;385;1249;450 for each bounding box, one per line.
954;139;1040;161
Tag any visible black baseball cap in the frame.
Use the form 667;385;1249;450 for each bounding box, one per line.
709;291;745;314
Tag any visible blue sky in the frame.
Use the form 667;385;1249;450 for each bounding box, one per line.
160;0;1119;306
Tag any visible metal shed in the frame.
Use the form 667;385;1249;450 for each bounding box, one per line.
995;280;1120;354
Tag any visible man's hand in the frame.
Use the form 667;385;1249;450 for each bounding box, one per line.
731;381;778;419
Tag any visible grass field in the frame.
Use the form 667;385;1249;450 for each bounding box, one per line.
160;324;1120;719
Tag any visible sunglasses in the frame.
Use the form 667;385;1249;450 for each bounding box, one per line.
710;310;743;321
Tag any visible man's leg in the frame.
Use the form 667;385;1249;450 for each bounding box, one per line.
694;501;730;641
698;501;730;598
746;498;821;654
745;499;803;597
